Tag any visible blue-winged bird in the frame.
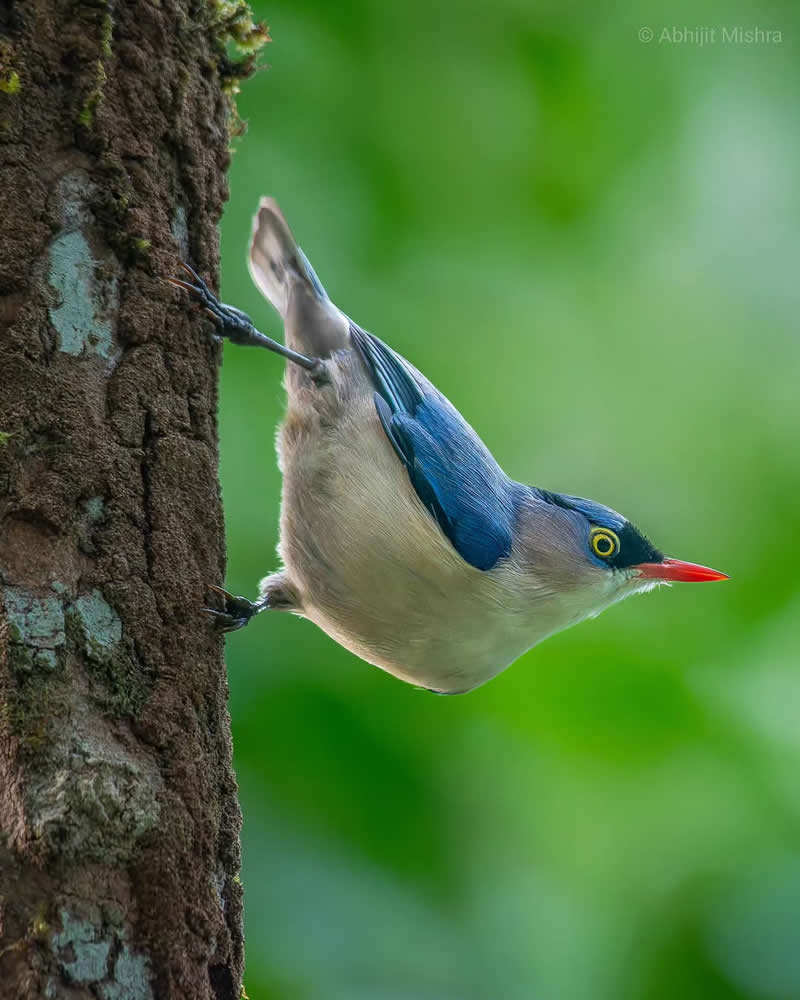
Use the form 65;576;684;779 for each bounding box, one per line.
170;200;727;694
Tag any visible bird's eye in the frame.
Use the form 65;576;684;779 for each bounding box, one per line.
590;527;620;560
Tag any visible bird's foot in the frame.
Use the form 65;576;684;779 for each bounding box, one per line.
202;585;263;633
168;262;321;372
167;263;258;345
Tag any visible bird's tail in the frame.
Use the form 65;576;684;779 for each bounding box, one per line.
248;197;328;318
248;198;349;360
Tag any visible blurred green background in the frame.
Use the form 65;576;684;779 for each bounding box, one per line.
217;2;800;997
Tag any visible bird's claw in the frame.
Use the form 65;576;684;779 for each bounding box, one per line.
166;262;222;318
203;584;260;633
167;263;256;341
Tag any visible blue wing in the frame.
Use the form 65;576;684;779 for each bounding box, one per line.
296;246;328;300
350;323;517;571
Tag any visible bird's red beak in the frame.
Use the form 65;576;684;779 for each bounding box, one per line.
633;558;729;583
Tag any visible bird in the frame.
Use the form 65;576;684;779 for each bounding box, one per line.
169;199;727;695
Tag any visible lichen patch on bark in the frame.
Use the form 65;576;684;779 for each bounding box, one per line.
46;171;121;359
48;230;119;358
52;908;112;984
4;587;66;650
73;589;123;650
48;906;154;1000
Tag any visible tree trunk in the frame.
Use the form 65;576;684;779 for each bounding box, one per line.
0;1;250;996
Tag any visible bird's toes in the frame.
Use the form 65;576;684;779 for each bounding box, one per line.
168;263;223;313
203;585;259;632
201;607;243;631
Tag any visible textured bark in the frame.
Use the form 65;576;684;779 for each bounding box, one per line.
0;1;244;997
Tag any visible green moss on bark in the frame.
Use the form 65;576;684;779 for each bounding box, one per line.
206;0;270;132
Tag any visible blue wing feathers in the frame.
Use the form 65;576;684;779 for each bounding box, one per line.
296;246;329;300
373;392;406;465
352;323;515;571
354;329;424;411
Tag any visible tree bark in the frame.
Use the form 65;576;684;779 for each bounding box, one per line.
0;1;247;997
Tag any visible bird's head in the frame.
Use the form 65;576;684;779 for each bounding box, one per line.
512;489;727;626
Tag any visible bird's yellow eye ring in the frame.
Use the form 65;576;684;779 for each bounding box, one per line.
590;527;620;559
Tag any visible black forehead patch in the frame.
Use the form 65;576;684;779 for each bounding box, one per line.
609;521;663;569
537;489;663;569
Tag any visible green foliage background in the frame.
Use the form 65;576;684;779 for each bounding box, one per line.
217;3;800;997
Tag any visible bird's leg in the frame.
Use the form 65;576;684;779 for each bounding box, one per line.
168;262;328;381
202;575;298;633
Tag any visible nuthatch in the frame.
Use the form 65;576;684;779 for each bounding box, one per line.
171;200;727;694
